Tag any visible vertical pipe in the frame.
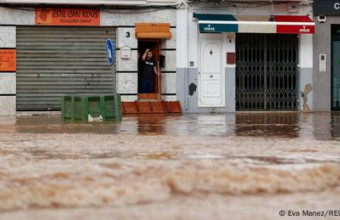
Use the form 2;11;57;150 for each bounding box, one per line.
112;63;120;121
264;34;267;110
296;34;300;110
185;7;189;111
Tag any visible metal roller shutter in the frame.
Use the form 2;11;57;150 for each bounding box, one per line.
236;33;299;111
16;27;116;111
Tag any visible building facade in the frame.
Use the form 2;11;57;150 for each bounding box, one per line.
313;0;340;111
0;0;178;115
0;0;322;115
176;0;315;113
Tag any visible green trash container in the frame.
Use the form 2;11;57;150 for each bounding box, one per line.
62;95;122;122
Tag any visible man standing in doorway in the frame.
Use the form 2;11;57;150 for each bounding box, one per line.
140;48;159;93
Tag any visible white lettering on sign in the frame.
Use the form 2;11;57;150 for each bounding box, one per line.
204;24;215;32
334;2;340;10
299;26;311;33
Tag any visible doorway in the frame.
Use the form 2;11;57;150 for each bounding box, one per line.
236;33;299;111
138;40;162;101
198;35;225;107
332;25;340;111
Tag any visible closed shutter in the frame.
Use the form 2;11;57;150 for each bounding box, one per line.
16;27;116;111
236;33;299;111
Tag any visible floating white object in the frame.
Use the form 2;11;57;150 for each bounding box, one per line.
88;114;103;122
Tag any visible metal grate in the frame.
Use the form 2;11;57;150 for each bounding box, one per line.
16;27;116;111
236;33;299;111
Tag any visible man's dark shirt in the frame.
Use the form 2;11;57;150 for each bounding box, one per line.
141;58;155;78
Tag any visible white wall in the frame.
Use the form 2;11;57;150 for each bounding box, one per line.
176;9;188;69
300;35;313;69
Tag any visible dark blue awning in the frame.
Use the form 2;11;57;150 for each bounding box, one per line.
194;13;238;33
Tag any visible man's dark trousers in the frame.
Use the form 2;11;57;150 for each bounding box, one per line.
141;77;154;93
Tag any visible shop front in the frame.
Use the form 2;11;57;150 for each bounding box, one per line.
176;5;315;113
314;0;340;111
0;3;177;115
196;14;314;111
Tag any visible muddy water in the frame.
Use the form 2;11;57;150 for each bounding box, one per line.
1;112;339;139
0;113;340;220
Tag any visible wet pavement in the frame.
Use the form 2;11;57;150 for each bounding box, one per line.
0;112;340;220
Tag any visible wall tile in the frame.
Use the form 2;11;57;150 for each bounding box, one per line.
0;96;16;116
161;28;176;49
161;50;176;72
161;72;176;94
120;95;138;102
0;27;16;48
0;73;16;94
116;50;138;71
116;28;137;48
0;7;34;25
162;95;177;101
117;72;138;94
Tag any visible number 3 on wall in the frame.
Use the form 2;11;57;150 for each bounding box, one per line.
126;32;130;38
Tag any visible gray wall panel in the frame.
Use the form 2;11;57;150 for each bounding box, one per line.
313;17;334;111
177;68;235;113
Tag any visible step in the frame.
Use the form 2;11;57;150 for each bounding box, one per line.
122;101;182;114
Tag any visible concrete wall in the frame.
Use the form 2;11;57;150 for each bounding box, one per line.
0;26;16;116
176;8;239;113
176;3;314;113
313;16;339;111
0;6;177;112
299;35;313;112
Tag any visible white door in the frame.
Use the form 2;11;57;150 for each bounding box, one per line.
199;36;225;107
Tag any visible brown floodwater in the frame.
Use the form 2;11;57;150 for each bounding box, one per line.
0;112;339;140
0;112;340;220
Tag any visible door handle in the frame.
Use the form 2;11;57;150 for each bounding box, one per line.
210;75;213;78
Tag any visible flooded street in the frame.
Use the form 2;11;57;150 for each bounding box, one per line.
0;112;340;220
